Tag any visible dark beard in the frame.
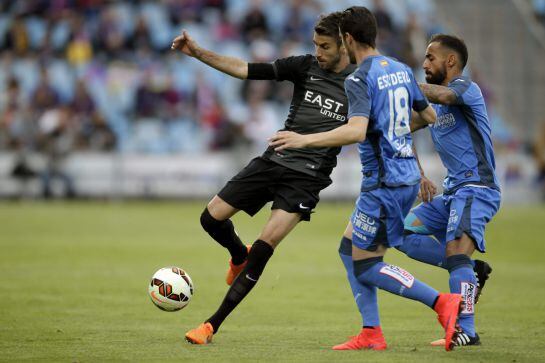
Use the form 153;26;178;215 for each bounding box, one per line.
425;67;447;85
321;54;342;71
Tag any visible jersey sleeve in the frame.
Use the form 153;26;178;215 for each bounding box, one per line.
272;54;313;82
409;72;429;112
247;63;276;80
345;73;371;119
448;77;473;105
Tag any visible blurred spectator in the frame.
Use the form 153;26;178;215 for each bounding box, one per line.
127;15;152;51
78;112;116;151
240;0;270;42
2;16;31;56
135;71;160;118
534;0;545;25
66;13;93;66
32;67;59;113
95;5;127;58
37;105;77;198
212;11;238;41
240;82;280;152
533;121;545;199
373;0;394;33
0;78;34;150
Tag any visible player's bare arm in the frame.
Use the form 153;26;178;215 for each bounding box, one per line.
412;142;437;202
411;105;436;132
268;116;367;150
419;83;457;105
171;30;248;79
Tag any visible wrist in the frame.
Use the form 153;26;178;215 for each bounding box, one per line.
302;134;313;148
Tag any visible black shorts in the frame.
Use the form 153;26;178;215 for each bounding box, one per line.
218;157;332;221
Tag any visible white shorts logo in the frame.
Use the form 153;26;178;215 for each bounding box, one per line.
460;282;476;314
380;265;414;288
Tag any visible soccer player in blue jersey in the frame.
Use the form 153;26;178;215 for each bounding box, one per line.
269;7;462;351
396;34;501;347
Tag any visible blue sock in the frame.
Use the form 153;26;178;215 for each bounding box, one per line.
338;237;380;326
353;257;439;308
398;233;476;269
447;254;477;337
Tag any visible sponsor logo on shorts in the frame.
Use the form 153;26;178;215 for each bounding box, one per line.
380;264;415;288
447;209;459;233
460;282;476;314
298;203;310;210
353;211;378;236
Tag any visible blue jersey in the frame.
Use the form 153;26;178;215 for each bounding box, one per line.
429;76;500;194
345;55;428;191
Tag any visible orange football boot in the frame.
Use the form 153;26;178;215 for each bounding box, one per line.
185;322;214;345
332;327;387;351
433;293;462;351
226;245;251;285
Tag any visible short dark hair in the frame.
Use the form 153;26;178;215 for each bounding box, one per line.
339;6;377;48
314;12;343;46
429;34;468;69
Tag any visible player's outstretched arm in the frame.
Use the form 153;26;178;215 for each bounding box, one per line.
171;30;248;79
419;83;457;105
268;117;368;150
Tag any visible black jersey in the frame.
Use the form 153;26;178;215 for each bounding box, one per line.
248;55;355;179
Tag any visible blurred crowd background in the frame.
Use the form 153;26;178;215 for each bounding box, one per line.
0;0;544;200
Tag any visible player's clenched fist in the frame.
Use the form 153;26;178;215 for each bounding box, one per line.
171;30;200;57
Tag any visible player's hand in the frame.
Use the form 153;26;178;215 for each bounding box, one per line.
171;30;200;57
418;175;437;203
268;131;308;151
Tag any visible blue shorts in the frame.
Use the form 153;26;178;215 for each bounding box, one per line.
409;186;501;252
351;184;419;251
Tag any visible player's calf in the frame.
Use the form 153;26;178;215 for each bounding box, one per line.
200;208;248;264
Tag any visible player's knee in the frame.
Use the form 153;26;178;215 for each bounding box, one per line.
200;207;224;232
445;254;472;273
245;240;274;280
404;212;430;235
353;256;384;278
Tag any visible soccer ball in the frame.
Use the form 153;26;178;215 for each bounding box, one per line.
148;267;194;311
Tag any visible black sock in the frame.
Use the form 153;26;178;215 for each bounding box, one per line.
200;208;247;264
206;240;274;332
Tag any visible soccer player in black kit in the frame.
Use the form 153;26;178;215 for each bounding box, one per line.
171;12;355;344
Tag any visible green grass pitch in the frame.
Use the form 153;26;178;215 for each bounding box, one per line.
1;201;544;362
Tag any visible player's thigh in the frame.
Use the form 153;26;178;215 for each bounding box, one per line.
342;220;386;259
258;209;302;248
217;157;275;217
351;186;418;253
350;191;386;253
408;195;449;237
272;170;331;222
445;187;501;254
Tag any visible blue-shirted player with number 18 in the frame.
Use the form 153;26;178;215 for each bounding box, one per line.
269;6;463;352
